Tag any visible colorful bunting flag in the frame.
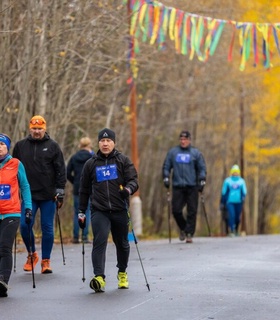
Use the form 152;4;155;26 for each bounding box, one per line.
126;0;280;70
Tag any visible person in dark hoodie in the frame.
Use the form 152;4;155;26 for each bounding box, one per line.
67;137;94;244
12;115;66;274
78;128;138;292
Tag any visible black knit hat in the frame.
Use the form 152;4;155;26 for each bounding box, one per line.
98;128;115;143
179;130;191;138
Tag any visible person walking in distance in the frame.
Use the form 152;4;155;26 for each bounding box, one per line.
220;164;247;236
67;137;94;244
0;133;32;297
78;128;138;292
162;130;207;243
12;115;66;274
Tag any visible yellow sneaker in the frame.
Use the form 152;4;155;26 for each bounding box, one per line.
118;272;129;289
41;259;53;274
23;252;39;271
90;276;106;292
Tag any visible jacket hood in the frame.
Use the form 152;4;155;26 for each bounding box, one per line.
75;149;93;163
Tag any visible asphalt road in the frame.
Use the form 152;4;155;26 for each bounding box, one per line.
1;234;280;320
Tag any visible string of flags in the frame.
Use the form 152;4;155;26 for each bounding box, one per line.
126;0;280;72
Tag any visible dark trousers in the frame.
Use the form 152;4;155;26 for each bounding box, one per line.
172;186;199;236
91;210;130;277
0;217;19;284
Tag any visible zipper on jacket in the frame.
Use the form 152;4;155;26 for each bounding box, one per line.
105;158;112;210
33;144;37;162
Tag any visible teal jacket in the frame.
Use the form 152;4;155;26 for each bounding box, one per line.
221;176;247;204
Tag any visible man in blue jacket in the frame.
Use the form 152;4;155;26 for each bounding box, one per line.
162;130;207;243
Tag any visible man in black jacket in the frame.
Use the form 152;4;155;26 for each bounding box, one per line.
78;128;138;292
67;137;94;244
13;115;66;274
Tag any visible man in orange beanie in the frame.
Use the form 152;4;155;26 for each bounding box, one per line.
13;115;66;274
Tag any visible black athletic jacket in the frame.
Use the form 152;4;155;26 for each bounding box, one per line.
12;133;66;201
79;149;138;212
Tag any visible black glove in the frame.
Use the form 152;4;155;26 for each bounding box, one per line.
78;211;86;229
119;186;131;199
198;179;206;192
55;188;65;208
25;208;32;224
163;177;170;189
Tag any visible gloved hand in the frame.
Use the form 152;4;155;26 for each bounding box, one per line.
119;186;131;199
78;211;86;229
198;179;206;192
163;177;170;189
25;208;32;224
55;188;65;208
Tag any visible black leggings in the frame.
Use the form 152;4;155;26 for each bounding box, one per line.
0;217;19;284
91;210;130;277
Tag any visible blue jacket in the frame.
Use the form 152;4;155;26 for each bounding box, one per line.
221;176;247;204
162;145;206;187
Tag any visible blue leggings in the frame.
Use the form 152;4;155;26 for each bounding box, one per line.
226;202;243;233
21;200;55;259
73;195;90;240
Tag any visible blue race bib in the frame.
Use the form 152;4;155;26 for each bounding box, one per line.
0;184;11;200
96;164;118;182
232;183;241;190
176;153;190;163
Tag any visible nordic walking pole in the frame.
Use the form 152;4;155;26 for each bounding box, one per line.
28;224;36;288
167;191;172;243
120;186;150;291
56;200;66;265
78;212;86;282
200;193;211;236
82;238;85;282
13;233;17;272
129;216;150;291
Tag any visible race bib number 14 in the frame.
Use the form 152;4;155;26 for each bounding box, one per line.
96;164;118;182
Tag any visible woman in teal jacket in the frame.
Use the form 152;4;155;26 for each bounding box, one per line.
0;133;32;298
220;164;247;236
